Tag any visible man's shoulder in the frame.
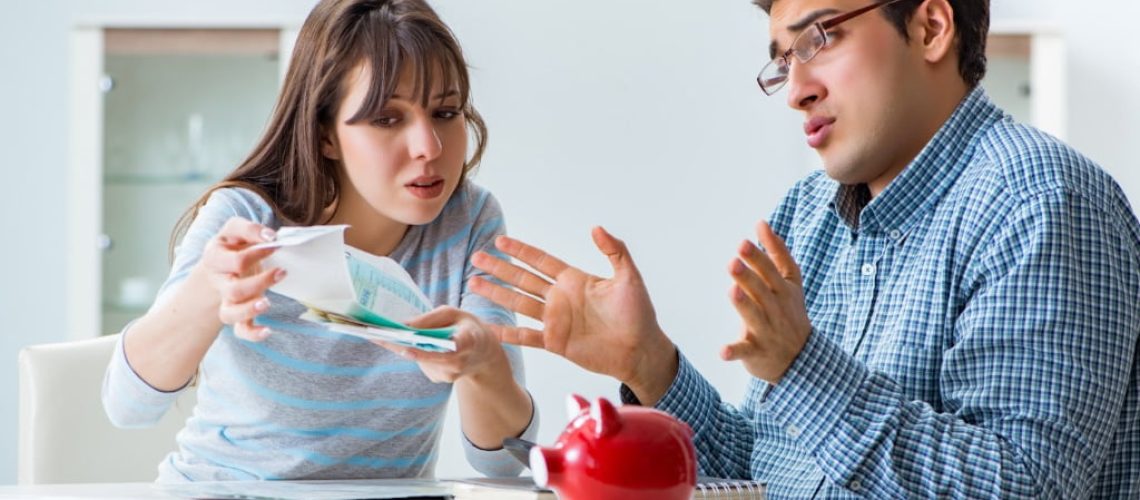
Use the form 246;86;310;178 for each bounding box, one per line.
973;117;1121;206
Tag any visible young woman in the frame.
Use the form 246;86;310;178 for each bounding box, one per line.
101;0;536;482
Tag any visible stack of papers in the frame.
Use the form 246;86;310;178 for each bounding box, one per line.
252;225;455;352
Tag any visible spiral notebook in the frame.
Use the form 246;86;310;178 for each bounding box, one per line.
452;476;765;499
693;476;767;499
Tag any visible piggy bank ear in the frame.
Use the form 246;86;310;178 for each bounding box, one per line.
590;398;622;437
566;394;589;421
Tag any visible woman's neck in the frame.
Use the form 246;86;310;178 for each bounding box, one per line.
324;196;409;257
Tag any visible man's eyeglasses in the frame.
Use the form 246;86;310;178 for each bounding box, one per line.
757;0;909;95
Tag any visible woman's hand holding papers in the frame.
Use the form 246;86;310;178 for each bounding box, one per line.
196;217;286;342
125;216;284;391
377;307;534;450
468;227;680;406
378;307;509;384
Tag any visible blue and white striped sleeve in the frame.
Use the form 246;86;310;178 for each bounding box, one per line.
760;189;1140;498
458;189;539;477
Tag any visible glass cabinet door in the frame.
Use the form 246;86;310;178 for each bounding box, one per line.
101;29;282;334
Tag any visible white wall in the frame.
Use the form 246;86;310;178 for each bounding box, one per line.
2;0;1139;484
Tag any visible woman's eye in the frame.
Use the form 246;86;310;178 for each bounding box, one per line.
434;108;462;120
372;113;401;127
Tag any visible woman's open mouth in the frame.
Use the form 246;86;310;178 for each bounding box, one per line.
406;176;445;199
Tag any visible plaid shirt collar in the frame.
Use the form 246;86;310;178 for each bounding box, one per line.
831;87;1003;236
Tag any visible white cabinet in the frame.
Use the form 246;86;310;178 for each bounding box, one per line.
985;23;1067;140
67;27;298;339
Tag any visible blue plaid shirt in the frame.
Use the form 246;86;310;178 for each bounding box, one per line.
630;88;1140;498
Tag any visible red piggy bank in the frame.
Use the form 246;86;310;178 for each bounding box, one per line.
530;394;697;500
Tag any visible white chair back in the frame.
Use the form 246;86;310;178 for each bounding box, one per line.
17;334;196;484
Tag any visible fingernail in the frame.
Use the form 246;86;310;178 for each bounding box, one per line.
257;328;272;340
260;228;277;242
274;268;287;282
254;298;271;312
730;260;744;274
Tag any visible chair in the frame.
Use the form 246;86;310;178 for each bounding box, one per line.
17;334;196;484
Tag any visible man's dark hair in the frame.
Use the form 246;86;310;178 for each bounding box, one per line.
753;0;989;88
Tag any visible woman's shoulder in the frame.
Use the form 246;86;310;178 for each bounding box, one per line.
441;181;503;223
198;185;279;227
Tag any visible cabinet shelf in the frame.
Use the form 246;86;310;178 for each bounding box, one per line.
101;302;150;315
103;172;219;185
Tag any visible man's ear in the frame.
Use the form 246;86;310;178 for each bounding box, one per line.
913;0;956;65
321;128;341;161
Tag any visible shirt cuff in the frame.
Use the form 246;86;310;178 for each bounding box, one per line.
759;331;868;454
117;325;193;394
461;391;540;477
647;352;722;432
102;327;189;428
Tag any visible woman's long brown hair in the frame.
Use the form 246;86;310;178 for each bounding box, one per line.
170;0;486;254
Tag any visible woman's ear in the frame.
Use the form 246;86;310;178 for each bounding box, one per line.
321;129;341;161
914;0;956;65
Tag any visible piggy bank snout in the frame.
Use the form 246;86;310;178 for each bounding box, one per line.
529;446;563;488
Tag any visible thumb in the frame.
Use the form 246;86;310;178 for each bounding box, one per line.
405;306;464;329
720;340;756;362
591;226;642;280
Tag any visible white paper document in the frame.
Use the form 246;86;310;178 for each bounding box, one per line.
252;225;455;352
159;478;454;500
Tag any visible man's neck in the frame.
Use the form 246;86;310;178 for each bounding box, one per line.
867;84;971;198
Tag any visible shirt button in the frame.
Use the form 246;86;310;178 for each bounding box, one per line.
850;479;862;492
786;424;802;438
889;229;903;240
861;263;876;276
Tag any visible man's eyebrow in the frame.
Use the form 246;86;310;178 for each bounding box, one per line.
768;8;842;59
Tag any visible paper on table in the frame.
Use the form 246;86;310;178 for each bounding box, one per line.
158;478;454;500
252;225;455;351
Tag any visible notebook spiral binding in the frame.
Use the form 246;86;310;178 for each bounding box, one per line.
693;477;766;499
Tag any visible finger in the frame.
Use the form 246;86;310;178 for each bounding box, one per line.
374;339;456;363
494;235;570;280
468;276;546;320
486;323;547;349
221;267;286;304
730;256;779;307
728;282;770;330
737;239;785;292
405;306;467;329
591;226;643;280
219;295;271;325
720;338;758;361
471;251;554;297
210;246;277;276
402;346;456;364
234;319;271;342
756;221;802;285
217;217;277;248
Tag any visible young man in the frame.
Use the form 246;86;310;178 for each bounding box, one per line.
470;0;1140;497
